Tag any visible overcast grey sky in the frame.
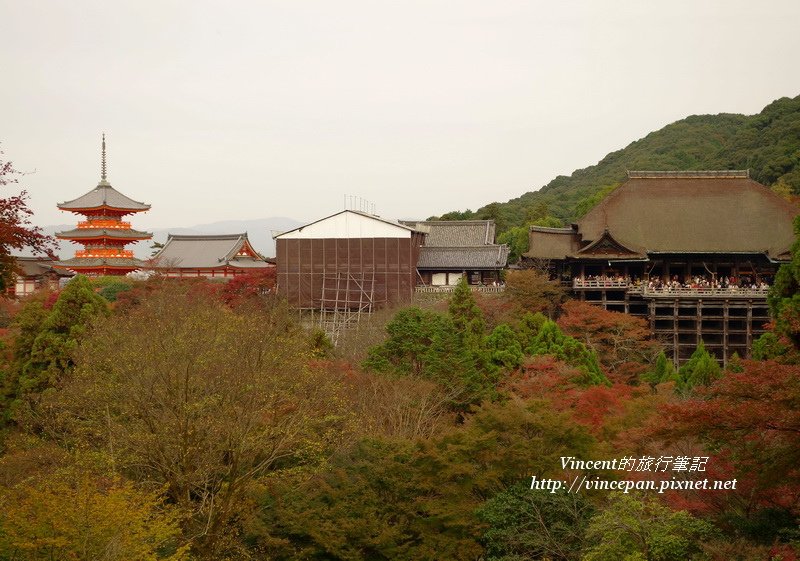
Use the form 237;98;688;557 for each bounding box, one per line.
2;0;800;230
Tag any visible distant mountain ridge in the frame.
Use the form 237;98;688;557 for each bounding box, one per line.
37;217;302;260
436;94;800;233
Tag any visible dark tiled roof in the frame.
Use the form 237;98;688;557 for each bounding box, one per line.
578;175;798;255
153;233;271;269
56;228;153;240
417;246;509;270
525;227;581;260
58;182;150;212
12;257;73;277
401;220;496;246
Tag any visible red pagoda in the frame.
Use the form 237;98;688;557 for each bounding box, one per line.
54;135;152;276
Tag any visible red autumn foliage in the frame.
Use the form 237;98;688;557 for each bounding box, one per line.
0;151;58;289
557;300;661;371
655;359;800;517
218;268;277;306
505;355;642;435
43;290;61;310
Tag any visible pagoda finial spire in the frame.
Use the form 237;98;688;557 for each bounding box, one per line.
100;133;108;183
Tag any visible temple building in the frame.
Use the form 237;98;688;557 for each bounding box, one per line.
151;233;272;278
400;219;509;287
54;136;152;275
7;257;73;298
525;170;798;365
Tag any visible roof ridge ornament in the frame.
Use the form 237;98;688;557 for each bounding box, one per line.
99;133;110;186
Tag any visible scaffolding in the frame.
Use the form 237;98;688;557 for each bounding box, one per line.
314;271;383;346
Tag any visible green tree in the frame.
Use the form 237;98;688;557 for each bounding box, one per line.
513;311;547;350
448;278;495;375
486;323;524;370
497;225;530;263
363;307;491;408
21;275;109;393
38;285;350;559
527;320;609;386
477;484;593;561
582;494;716;561
448;277;485;342
0;296;48;422
642;351;676;387
676;341;721;391
766;215;800;352
258;399;594;561
752;331;794;362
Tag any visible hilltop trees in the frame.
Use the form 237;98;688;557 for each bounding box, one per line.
437;94;800;233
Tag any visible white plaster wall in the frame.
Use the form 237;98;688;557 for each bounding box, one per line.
276;211;411;239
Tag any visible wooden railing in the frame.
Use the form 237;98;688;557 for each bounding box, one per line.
75;249;134;259
415;285;505;294
642;286;769;298
573;279;630;289
78;220;131;229
571;279;769;298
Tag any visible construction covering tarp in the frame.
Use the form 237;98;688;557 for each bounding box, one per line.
276;235;423;310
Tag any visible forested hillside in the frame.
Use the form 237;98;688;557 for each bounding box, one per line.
435;94;800;233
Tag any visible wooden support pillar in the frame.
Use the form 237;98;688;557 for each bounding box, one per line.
624;291;629;314
746;302;753;358
723;300;729;367
648;300;656;337
696;300;703;347
673;299;679;366
601;289;607;310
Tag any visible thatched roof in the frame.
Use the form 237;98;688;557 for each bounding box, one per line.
527;172;798;261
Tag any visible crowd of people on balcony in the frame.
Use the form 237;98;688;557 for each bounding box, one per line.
646;275;769;292
573;273;770;292
573;274;630;286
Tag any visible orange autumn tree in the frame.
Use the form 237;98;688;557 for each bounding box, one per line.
557;300;662;379
657;359;800;546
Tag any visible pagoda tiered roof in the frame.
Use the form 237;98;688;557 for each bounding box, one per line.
57;182;150;213
54;257;148;270
56;227;153;241
53;135;152;276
